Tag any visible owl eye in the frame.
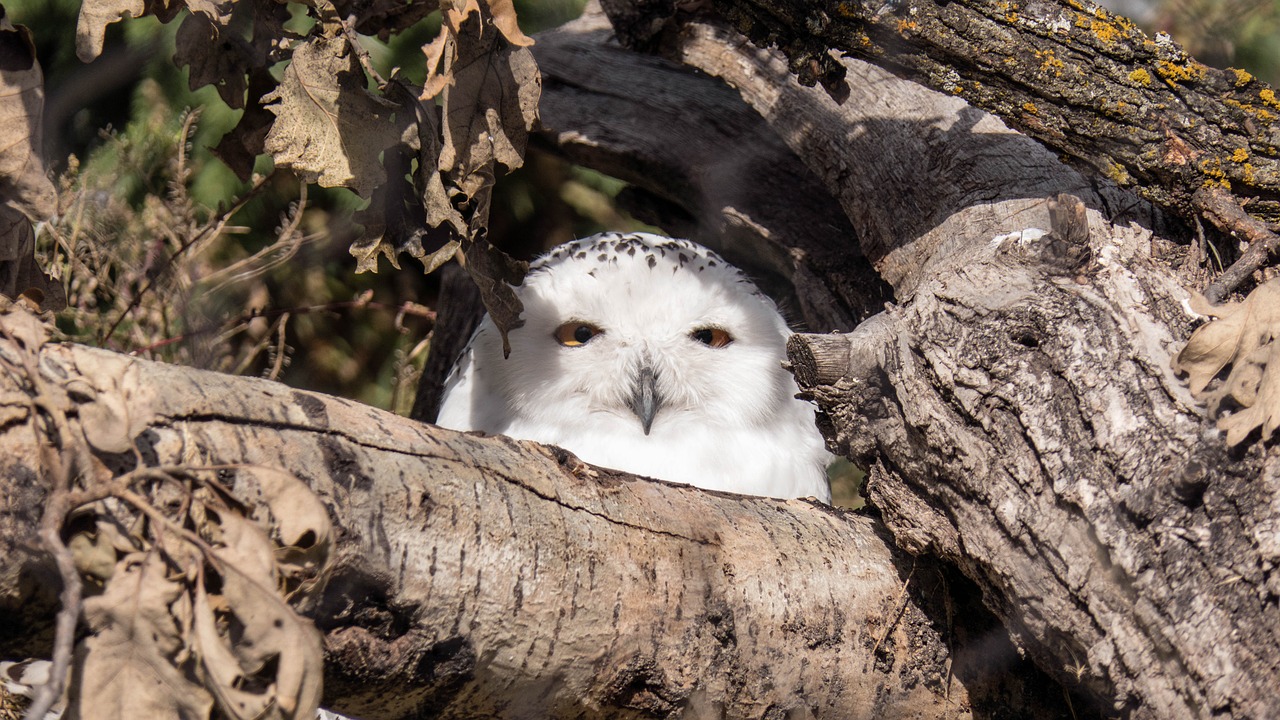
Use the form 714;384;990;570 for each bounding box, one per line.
555;322;604;347
690;327;733;348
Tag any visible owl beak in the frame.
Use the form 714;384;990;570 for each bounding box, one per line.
628;364;661;435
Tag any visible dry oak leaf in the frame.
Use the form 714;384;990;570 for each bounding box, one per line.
263;34;404;199
1217;342;1280;446
436;14;540;201
60;349;157;453
230;465;333;602
174;12;248;109
186;0;234;24
422;0;540;201
0;15;55;223
68;520;126;583
0;206;67;309
347;79;463;274
200;508;324;719
76;0;181;62
65;552;215;720
1174;278;1280;445
0;294;49;351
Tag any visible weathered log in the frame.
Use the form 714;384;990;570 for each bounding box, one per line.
0;323;1072;719
648;0;1280;229
571;5;1280;718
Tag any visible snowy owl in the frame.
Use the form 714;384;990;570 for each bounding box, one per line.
437;232;832;502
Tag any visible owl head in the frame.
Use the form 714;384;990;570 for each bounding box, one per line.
438;232;832;499
459;232;799;446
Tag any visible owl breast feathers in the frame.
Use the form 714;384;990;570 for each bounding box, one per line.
436;232;832;502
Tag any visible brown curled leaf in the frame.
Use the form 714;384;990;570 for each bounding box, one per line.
1216;341;1280;447
66;552;215;720
204;509;323;719
1174;281;1280;396
1174;278;1280;446
263;34;403;199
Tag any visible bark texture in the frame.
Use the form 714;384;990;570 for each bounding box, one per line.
0;329;1069;719
791;229;1280;719
571;4;1280;718
703;0;1280;226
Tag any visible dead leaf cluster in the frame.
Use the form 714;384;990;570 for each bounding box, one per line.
1173;278;1280;445
70;0;542;354
0;0;542;384
0;10;64;310
0;306;332;720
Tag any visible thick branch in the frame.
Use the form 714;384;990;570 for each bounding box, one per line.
0;330;1071;719
790;226;1280;718
532;9;890;331
703;0;1280;231
667;16;1190;299
542;7;1280;717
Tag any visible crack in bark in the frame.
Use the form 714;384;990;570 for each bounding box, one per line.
152;412;721;547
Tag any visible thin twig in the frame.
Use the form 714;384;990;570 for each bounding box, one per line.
24;469;82;720
103;170;278;343
200;185;311;296
339;12;387;88
0;324;87;720
266;312;291;380
871;559;916;660
1195;186;1280;303
129;295;436;356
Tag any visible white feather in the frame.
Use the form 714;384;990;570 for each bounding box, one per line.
437;232;832;502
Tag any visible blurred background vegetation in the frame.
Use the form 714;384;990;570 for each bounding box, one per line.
8;0;1280;416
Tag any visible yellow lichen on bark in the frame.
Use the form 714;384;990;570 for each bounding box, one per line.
1231;68;1254;87
1199;157;1231;188
1155;59;1206;84
1225;98;1277;123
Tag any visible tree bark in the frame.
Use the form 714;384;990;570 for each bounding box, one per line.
698;0;1280;228
0;324;1073;719
7;1;1279;718
565;3;1280;718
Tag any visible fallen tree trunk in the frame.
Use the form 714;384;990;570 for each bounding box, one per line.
552;2;1280;717
0;321;1070;718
